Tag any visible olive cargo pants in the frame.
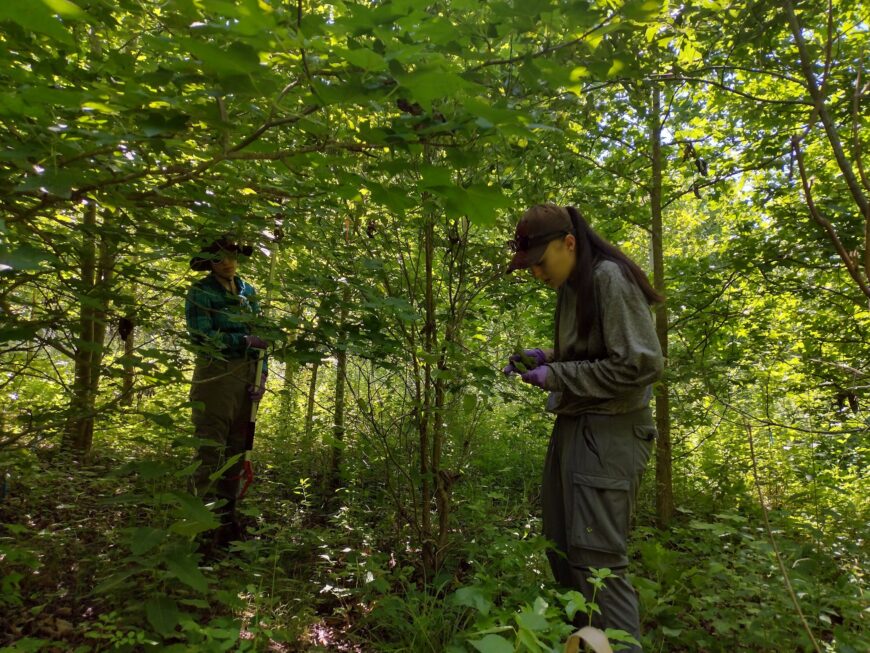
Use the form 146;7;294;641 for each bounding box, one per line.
190;358;256;505
542;407;656;652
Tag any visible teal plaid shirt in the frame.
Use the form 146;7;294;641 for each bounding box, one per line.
185;273;268;374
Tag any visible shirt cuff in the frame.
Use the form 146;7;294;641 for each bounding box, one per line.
542;364;562;392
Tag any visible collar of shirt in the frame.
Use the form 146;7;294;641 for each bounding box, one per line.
205;272;252;296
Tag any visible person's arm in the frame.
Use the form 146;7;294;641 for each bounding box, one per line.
544;264;663;398
185;283;248;355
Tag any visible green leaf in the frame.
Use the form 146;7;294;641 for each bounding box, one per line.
41;0;87;19
0;0;74;45
0;638;51;653
146;596;180;637
93;567;144;594
16;169;79;198
463;98;530;132
621;0;665;22
81;101;119;115
442;184;512;226
173;460;202;478
470;634;514;653
398;70;475;110
604;629;640;645
452;586;492;616
165;491;219;527
130;527;166;556
343;47;387;71
180;38;262;76
132;460;171;480
420;164;453;189
0;244;56;271
562;590;588;621
165;555;209;593
366;181;416;211
144;411;175;428
516;608;549;632
516;627;543;652
208;452;244;482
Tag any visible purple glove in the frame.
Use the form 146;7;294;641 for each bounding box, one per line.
245;334;268;350
248;373;267;401
520;365;549;389
503;348;547;375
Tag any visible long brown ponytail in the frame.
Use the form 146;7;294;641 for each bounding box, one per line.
563;205;664;344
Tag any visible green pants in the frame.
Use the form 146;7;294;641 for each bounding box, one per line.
542;407;655;652
189;358;256;505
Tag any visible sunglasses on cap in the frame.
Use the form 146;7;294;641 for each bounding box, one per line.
507;229;568;253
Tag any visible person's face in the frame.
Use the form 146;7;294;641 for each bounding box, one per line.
211;250;237;281
529;235;576;289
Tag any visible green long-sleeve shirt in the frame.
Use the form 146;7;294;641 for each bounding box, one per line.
544;260;663;415
185;273;268;374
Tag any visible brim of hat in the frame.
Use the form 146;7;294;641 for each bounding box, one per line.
507;243;548;273
190;256;213;271
189;245;254;271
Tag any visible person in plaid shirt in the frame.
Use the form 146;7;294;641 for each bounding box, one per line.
186;236;268;550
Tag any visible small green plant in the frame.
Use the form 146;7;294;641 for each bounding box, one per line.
451;567;638;653
0;524;39;607
83;611;156;649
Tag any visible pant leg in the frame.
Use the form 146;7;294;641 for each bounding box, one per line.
220;361;255;502
546;408;656;652
190;359;249;502
542;416;572;586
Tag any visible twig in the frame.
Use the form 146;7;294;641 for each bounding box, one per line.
744;419;823;653
649;73;810;106
471;11;619;70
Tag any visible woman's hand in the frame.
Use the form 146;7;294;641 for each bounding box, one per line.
520;365;549;389
502;348;547;375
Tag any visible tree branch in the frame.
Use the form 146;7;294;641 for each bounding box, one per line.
471;11;619;70
791;136;870;299
650;73;811;106
784;0;870;234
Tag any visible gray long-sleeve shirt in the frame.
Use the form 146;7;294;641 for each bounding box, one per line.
544;260;664;416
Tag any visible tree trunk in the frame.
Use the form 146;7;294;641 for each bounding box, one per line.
328;289;350;497
63;203;115;454
431;218;469;570
420;209;436;574
302;360;320;474
89;228;114;406
650;83;674;528
279;349;297;442
278;301;306;443
120;314;135;407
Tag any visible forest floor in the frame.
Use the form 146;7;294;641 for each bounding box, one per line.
0;453;369;652
1;448;867;652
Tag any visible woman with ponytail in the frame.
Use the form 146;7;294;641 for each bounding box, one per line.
504;204;664;651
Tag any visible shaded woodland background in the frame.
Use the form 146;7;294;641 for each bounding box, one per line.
0;0;867;651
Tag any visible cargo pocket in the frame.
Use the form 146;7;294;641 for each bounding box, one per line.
571;473;631;554
632;424;656;472
633;424;657;442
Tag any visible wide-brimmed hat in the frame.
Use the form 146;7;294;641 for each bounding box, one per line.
190;236;254;271
507;204;573;272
